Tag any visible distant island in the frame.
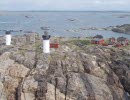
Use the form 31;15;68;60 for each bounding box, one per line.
66;24;130;35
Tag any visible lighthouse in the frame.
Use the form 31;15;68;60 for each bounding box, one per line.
5;31;11;45
42;31;51;53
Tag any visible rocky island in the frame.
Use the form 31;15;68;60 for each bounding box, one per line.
111;24;130;34
0;33;130;100
66;24;130;35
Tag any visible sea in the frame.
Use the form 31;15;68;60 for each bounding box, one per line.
0;11;130;38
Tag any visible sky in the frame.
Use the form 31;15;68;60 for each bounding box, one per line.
0;0;130;11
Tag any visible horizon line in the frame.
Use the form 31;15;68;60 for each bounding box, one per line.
0;10;130;12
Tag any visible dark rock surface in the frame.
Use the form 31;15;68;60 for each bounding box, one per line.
111;24;130;34
0;33;130;100
67;24;130;35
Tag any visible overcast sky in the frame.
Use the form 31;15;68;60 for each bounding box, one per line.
0;0;130;11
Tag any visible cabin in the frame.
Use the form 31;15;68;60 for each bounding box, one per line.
108;37;116;45
91;35;104;44
116;37;129;46
50;43;59;48
50;39;59;49
109;37;116;43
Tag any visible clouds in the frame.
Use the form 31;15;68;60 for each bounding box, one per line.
0;0;130;11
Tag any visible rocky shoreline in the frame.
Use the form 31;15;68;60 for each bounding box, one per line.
1;24;130;36
0;33;130;100
66;24;130;35
111;24;130;34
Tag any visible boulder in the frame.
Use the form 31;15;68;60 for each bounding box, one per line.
6;64;29;78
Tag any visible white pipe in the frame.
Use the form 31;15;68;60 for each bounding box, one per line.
43;40;50;53
6;34;11;45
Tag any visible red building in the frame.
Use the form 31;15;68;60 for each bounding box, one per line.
109;37;116;43
91;35;104;44
108;37;116;45
115;37;129;47
50;39;59;48
50;43;59;48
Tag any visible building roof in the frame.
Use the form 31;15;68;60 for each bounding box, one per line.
5;31;11;35
109;37;116;42
42;31;51;40
117;37;128;42
110;37;116;39
93;35;103;39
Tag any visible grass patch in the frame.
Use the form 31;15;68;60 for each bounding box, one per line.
70;39;91;46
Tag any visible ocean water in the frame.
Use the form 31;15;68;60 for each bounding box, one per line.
0;11;130;38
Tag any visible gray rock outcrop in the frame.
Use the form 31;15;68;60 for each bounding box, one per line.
111;24;130;34
0;33;130;100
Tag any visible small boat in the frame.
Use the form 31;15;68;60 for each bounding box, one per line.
25;16;33;18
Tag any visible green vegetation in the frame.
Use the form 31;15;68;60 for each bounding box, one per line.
70;39;91;46
104;39;109;44
19;49;25;56
60;38;97;52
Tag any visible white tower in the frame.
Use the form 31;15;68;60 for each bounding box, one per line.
42;31;51;53
5;31;11;45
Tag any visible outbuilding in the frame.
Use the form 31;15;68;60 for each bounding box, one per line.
91;35;104;44
116;37;129;46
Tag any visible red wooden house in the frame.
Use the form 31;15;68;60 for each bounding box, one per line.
108;37;116;45
50;43;59;48
109;37;116;43
91;35;105;44
115;37;129;47
50;39;59;48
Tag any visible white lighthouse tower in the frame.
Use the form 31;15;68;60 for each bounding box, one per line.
42;31;51;53
5;31;11;46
